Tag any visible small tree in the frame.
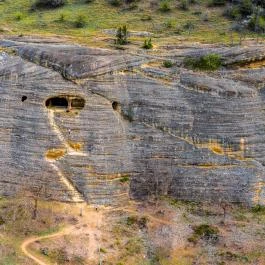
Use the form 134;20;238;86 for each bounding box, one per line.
115;25;129;45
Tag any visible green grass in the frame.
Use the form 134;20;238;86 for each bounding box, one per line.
0;0;261;47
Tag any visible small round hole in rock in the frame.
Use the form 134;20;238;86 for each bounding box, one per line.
21;96;27;102
112;101;119;110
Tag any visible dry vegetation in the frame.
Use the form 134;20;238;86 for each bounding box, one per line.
1;195;265;265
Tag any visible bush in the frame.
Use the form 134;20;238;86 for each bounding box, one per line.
248;15;265;33
188;224;219;244
159;1;171;12
74;15;86;28
239;0;253;16
58;13;66;22
179;0;189;10
183;21;195;34
120;175;130;183
32;0;65;9
108;0;122;7
14;12;23;21
115;25;129;45
184;53;222;71
142;38;153;49
163;60;173;68
252;204;265;214
223;5;241;19
208;0;226;7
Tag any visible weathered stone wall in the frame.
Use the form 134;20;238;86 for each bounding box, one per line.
0;38;265;206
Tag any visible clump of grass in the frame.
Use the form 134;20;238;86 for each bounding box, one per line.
184;53;222;71
142;38;153;49
74;15;86;28
14;12;23;21
163;60;173;68
58;12;66;22
179;0;189;11
159;1;171;12
188;224;219;244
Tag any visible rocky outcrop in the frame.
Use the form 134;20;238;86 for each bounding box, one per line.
0;38;265;206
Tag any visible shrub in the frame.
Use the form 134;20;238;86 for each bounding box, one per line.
188;224;219;244
163;60;173;68
126;216;138;225
252;204;265;214
120;175;130;183
179;0;189;10
74;15;86;28
184;53;222;71
115;25;129;45
239;0;253;16
14;12;23;21
58;13;66;22
248;15;265;33
208;0;226;7
32;0;65;9
223;5;241;19
108;0;122;7
183;21;195;34
159;1;171;12
142;38;153;49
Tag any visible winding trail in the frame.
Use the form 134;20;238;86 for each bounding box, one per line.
21;226;74;265
20;206;174;265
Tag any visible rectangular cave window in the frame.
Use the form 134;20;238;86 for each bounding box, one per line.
71;98;85;109
45;97;68;109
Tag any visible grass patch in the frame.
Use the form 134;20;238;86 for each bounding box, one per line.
184;53;222;71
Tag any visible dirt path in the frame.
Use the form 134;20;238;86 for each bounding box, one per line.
21;205;176;265
21;208;103;265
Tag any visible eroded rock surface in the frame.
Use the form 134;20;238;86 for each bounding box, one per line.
0;39;265;206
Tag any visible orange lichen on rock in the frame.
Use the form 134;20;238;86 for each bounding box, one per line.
68;141;84;151
45;148;66;160
197;139;246;160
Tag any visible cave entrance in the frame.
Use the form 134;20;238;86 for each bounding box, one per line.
45;97;68;110
71;98;85;109
45;96;85;112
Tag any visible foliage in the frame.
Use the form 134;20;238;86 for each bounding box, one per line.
209;0;226;7
163;60;173;68
252;204;265;214
32;0;65;9
115;25;129;45
142;38;153;49
120;175;130;183
74;15;86;28
159;1;171;12
108;0;122;7
179;0;189;10
188;224;219;244
184;53;222;71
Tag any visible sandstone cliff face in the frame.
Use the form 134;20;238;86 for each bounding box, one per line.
0;38;265;206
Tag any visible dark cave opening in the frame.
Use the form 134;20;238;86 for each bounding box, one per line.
21;96;27;102
45;97;68;109
112;101;119;110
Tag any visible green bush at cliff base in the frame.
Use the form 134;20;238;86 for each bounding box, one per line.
184;53;222;71
188;224;219;243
